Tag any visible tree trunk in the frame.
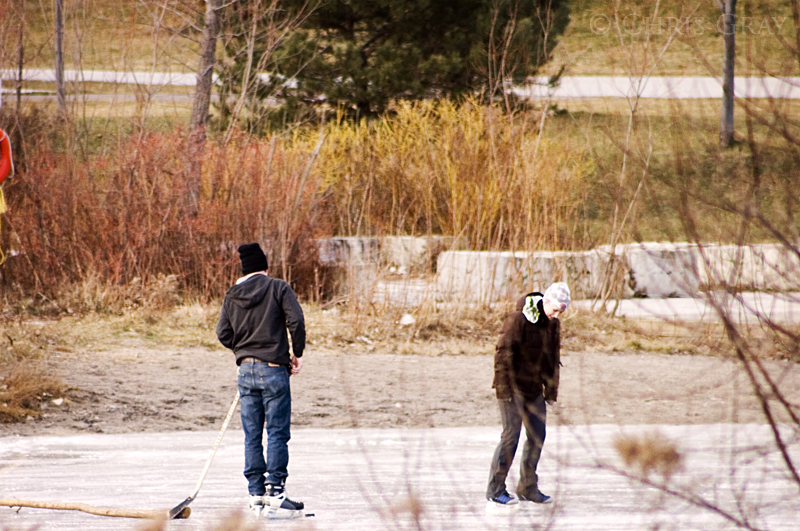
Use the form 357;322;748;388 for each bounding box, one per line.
187;0;223;216
720;0;737;147
14;1;25;164
17;2;24;112
791;0;800;73
54;0;66;118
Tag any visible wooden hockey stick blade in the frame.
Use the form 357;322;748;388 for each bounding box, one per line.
167;496;194;519
167;390;240;519
0;499;190;519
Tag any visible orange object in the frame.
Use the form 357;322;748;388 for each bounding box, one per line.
0;127;13;185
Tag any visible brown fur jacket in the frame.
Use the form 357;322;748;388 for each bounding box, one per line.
492;293;561;401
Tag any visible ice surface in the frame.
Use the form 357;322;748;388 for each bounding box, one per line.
1;424;798;530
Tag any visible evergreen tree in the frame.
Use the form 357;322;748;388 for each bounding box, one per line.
217;0;570;125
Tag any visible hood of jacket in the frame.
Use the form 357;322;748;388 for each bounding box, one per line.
516;292;543;311
518;292;550;325
225;274;270;310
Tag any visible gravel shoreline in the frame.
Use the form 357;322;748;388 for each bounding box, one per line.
3;346;797;438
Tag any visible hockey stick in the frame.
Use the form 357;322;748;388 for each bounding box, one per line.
167;390;240;519
0;499;181;519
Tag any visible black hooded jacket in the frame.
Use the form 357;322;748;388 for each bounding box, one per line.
492;292;561;401
216;274;305;366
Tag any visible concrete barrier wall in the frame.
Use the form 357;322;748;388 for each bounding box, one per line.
702;244;800;292
436;243;800;302
618;243;800;297
314;239;799;301
317;236;461;298
318;236;458;271
435;250;605;303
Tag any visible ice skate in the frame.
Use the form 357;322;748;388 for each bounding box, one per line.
248;495;265;518
263;485;305;519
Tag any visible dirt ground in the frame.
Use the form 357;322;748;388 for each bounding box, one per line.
3;342;798;437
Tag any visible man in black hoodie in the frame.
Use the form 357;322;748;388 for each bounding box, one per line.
486;282;571;508
216;243;306;517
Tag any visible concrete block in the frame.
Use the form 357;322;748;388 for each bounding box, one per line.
317;236;462;300
318;237;380;266
318;236;459;270
748;244;800;291
521;250;605;299
325;240;800;303
616;243;701;298
380;236;459;274
435;251;518;304
436;249;605;303
656;243;800;294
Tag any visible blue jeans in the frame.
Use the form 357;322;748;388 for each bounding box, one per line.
238;362;292;496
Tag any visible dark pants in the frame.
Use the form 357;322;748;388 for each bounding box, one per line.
486;394;547;499
238;361;292;496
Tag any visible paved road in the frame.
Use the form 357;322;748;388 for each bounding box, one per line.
1;424;797;530
1;93;197;103
516;75;800;99
4;93;198;103
0;69;200;87
2;69;800;100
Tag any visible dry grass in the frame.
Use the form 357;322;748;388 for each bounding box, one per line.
563;310;800;361
563;310;719;356
0;361;65;423
2;0;200;72
551;98;800;119
0;314;67;423
550;0;799;77
0;295;755;362
305;301;506;357
614;430;683;479
5;0;796;78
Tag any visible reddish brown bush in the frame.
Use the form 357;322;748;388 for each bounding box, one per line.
0;129;331;305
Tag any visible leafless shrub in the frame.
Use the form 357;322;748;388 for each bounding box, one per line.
614;430;683;480
0;129;331;306
387;491;425;528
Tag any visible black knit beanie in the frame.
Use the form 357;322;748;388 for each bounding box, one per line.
238;243;268;275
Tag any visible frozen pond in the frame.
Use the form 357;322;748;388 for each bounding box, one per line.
1;424;798;530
